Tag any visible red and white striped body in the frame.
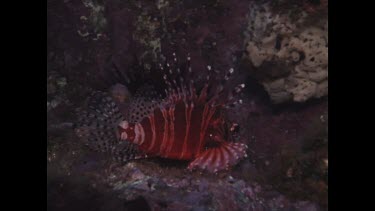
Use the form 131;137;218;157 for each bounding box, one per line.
117;95;248;174
118;98;219;161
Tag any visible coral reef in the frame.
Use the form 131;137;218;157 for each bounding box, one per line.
47;72;68;112
103;160;323;210
78;0;107;39
47;0;328;210
244;1;328;103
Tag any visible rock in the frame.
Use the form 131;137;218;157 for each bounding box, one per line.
197;179;209;192
316;80;328;98
264;78;285;93
232;180;246;190
295;201;319;211
57;77;67;88
130;168;146;181
227;175;235;183
308;69;328;83
47;83;57;95
244;1;328;103
286;77;317;102
82;0;107;34
242;187;255;200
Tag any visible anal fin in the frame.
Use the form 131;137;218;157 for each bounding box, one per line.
187;142;248;173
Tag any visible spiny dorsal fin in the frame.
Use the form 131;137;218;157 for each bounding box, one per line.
158;53;245;109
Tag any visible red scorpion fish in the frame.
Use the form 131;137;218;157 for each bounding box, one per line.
76;53;248;173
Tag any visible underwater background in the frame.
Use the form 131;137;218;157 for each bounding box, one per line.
47;0;328;210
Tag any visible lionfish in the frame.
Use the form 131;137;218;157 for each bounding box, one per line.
75;53;248;173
